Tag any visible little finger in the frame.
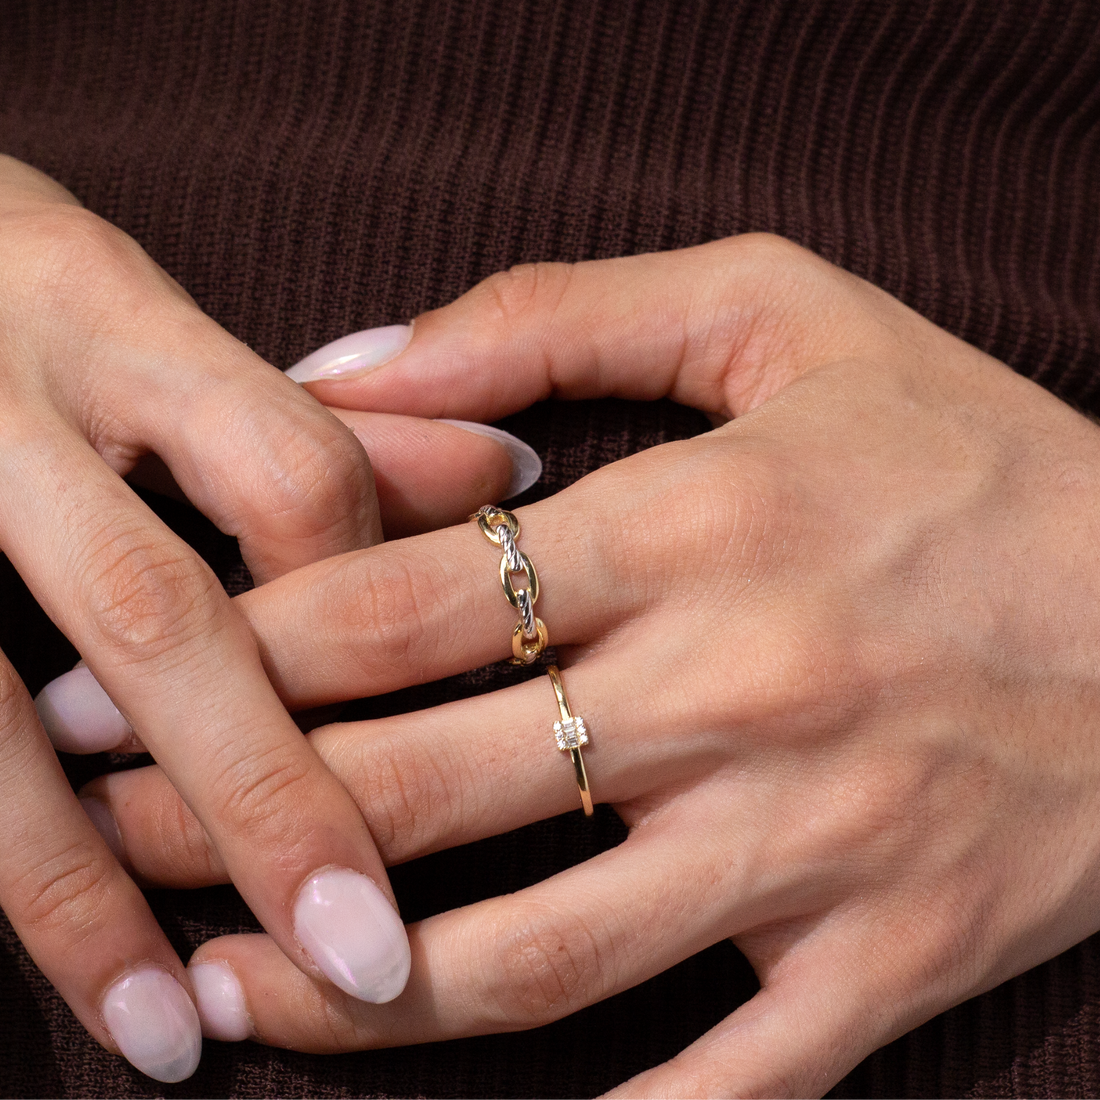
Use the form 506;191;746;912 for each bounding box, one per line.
186;819;747;1049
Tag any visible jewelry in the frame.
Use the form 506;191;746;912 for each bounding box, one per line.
547;665;593;816
471;505;547;664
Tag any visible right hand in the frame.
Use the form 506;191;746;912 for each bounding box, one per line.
0;155;523;1081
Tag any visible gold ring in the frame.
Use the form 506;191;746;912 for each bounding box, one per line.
547;665;593;816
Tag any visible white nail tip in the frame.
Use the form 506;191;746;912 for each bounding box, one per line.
437;420;542;497
285;325;413;382
190;961;251;1042
293;869;411;1003
102;969;202;1083
34;666;131;753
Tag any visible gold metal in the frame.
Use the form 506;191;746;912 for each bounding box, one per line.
547;665;593;816
511;618;548;663
500;551;539;608
473;504;549;663
474;508;519;545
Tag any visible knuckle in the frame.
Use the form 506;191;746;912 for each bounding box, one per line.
16;841;114;944
250;414;373;541
353;730;459;858
346;553;441;680
210;741;315;839
728;230;809;270
156;788;220;884
477;261;575;327
486;904;605;1024
0;205;152;321
81;527;223;660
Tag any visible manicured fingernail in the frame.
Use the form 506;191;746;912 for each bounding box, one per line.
35;666;132;753
80;797;125;864
190;961;251;1042
285;325;412;382
102;968;202;1083
293;868;411;1003
437;420;542;497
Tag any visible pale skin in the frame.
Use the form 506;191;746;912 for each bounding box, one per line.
0;157;516;1073
82;235;1100;1096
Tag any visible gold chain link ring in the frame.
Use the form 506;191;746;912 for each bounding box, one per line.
471;505;548;665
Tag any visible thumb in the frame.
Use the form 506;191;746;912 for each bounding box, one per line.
288;234;885;423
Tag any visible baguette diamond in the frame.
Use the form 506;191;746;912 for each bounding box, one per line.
553;716;588;751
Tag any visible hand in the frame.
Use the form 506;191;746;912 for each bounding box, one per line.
84;235;1100;1096
0;156;527;1081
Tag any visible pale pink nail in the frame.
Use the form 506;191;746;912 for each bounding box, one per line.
285;325;412;382
190;961;251;1042
101;968;202;1082
437;420;542;497
81;797;125;864
35;666;131;753
293;868;411;1003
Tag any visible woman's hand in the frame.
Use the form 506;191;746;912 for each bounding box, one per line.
82;235;1100;1096
0;156;529;1081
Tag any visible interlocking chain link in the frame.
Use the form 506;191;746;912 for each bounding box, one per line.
472;505;548;664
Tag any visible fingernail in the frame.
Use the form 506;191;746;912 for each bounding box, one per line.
101;968;202;1083
285;325;412;382
190;961;251;1042
437;420;542;497
80;797;126;864
35;666;132;753
293;868;411;1003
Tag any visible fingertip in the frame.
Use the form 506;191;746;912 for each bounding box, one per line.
79;796;126;865
101;967;202;1082
189;959;253;1042
436;420;542;497
285;326;413;383
34;666;133;753
293;868;411;1003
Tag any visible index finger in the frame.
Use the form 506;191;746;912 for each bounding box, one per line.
3;428;410;1004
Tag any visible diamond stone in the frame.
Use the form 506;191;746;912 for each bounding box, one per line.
553;716;588;751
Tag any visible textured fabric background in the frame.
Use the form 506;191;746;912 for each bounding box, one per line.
1;0;1099;1095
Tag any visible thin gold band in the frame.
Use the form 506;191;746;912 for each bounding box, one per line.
547;665;594;816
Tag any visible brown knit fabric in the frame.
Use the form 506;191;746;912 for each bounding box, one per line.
1;0;1099;1096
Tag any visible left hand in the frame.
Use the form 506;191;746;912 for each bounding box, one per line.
80;236;1100;1097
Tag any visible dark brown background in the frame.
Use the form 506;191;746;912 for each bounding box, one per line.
1;0;1099;1095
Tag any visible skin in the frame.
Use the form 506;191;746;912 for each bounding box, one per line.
88;235;1100;1096
0;157;514;1064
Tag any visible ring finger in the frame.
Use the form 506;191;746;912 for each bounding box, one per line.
84;619;749;886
